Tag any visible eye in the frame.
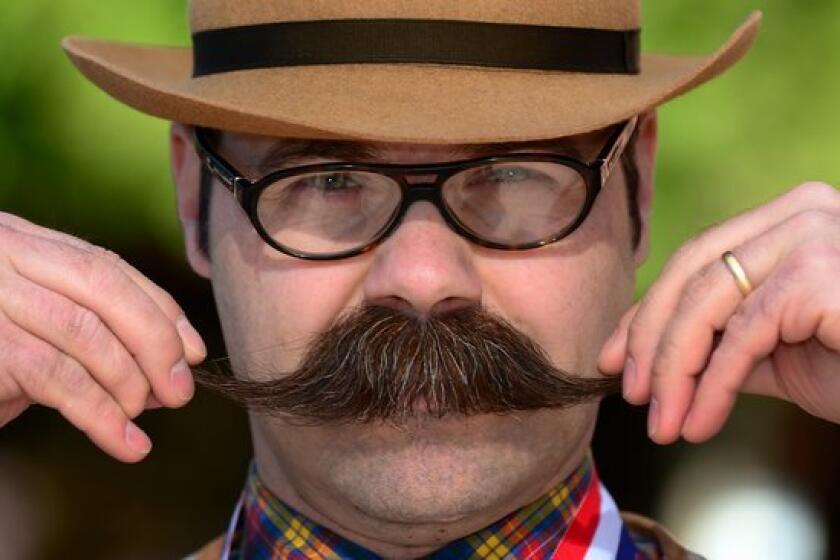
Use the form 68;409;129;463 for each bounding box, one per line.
466;165;547;187
487;166;535;183
302;173;361;191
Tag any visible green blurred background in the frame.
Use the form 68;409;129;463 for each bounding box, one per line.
0;1;838;558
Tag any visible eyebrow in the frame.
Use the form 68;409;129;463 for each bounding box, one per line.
256;136;591;174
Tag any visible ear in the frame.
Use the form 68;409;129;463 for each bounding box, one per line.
631;110;658;267
170;122;211;279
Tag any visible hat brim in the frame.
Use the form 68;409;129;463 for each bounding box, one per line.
62;11;761;144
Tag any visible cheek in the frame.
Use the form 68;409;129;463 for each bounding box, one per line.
208;189;367;377
480;182;636;373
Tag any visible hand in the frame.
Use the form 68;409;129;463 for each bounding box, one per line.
599;182;840;444
0;213;207;462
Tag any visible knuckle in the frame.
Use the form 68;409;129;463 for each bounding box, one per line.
55;230;93;249
0;213;35;235
87;392;123;431
133;307;183;366
139;281;184;321
61;306;106;351
106;360;148;417
652;334;681;371
722;309;751;345
15;343;91;403
0;223;26;256
133;274;185;321
789;208;837;233
93;246;125;267
791;181;838;204
665;238;703;273
74;249;122;294
157;291;184;320
49;354;93;401
122;395;147;420
790;239;838;268
66;390;120;438
71;249;106;288
0;325;82;404
155;325;184;360
9;342;55;397
751;288;780;326
625;293;659;345
625;313;650;352
0;211;19;226
779;253;810;283
0;222;12;242
780;240;840;291
679;264;717;311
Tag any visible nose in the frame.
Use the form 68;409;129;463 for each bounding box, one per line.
362;201;482;316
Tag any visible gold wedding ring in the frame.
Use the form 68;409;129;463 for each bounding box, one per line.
722;251;754;296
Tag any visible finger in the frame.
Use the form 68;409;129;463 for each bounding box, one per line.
679;283;784;442
0;396;30;427
598;302;638;374
683;349;778;443
0;313;152;462
597;303;643;403
0;216;206;364
645;262;746;443
145;394;164;410
3;228;194;408
647;211;840;443
123;275;206;366
0;272;150;418
683;246;840;441
96;256;206;365
740;358;781;397
622;184;840;406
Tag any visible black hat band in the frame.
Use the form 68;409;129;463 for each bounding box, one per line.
193;18;641;77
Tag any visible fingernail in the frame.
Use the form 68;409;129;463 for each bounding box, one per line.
177;315;207;360
623;356;636;399
170;359;194;402
648;397;659;439
125;421;152;455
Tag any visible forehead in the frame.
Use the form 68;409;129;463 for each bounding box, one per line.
216;125;613;173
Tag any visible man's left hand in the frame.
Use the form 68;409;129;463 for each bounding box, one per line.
599;181;840;444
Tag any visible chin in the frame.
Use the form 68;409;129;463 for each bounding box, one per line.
319;410;593;524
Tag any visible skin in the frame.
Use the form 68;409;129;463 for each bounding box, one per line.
0;216;205;461
0;108;837;557
599;180;840;441
168;115;655;557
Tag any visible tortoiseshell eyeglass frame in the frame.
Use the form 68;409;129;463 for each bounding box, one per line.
193;116;638;260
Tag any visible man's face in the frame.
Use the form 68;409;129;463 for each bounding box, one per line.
170;116;655;548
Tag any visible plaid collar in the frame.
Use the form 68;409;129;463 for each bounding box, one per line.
224;455;641;559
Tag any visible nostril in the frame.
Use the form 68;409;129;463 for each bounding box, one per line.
429;297;477;316
368;295;417;316
366;295;477;318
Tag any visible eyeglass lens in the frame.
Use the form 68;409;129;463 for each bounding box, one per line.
255;161;588;255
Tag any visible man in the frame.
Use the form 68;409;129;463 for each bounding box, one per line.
0;0;837;558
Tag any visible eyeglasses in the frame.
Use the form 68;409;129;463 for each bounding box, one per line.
193;116;637;260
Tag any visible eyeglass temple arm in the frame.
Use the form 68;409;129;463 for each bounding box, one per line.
193;127;248;201
595;115;638;186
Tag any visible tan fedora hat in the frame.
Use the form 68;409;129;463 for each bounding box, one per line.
62;0;762;144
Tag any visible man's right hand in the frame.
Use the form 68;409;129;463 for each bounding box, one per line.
0;213;207;462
